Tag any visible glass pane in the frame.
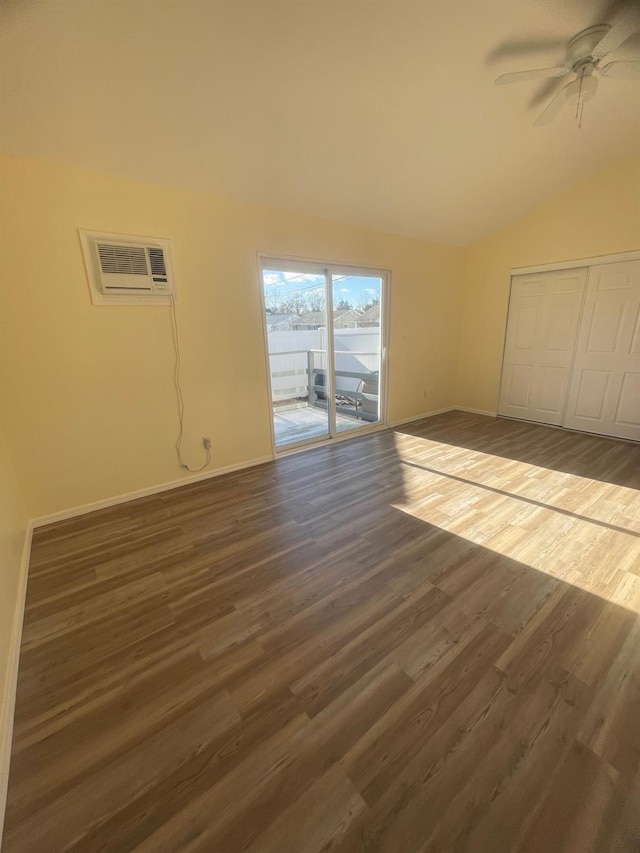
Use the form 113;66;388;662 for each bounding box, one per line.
332;274;383;433
263;268;330;447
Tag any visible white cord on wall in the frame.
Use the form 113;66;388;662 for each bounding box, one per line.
169;295;211;472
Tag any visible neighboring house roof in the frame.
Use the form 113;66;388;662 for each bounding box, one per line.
357;304;380;325
291;310;339;327
265;314;298;331
292;311;327;326
291;307;380;328
270;307;379;330
333;309;361;328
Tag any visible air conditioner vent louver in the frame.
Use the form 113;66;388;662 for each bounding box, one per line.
98;244;149;276
148;247;167;277
80;230;177;304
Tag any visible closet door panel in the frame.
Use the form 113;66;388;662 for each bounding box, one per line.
538;366;567;413
499;268;587;425
564;260;640;441
616;372;640;426
573;370;610;420
504;363;533;410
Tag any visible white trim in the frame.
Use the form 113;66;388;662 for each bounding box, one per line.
31;407;480;526
511;249;640;276
389;407;455;427
380;270;392;429
0;522;33;844
497;269;517;418
455;407;498;417
326;269;338;439
31;456;273;528
393;406;496;422
255;255;279;459
257;251;392;279
499;414;638;444
393;407;499;424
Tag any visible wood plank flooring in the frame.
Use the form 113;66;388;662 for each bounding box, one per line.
4;411;640;852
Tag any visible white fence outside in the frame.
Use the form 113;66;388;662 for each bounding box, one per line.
267;327;380;402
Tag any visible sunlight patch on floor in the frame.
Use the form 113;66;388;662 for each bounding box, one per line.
391;433;640;615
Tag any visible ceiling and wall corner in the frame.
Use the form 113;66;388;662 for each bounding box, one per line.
456;153;640;414
0;427;28;690
0;0;638;246
0;425;30;845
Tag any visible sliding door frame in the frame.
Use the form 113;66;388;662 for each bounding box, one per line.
257;253;391;457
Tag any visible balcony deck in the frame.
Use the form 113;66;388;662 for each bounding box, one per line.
273;404;372;447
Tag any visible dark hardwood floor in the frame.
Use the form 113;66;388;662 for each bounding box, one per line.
4;411;640;852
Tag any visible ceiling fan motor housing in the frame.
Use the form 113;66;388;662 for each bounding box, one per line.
566;25;610;69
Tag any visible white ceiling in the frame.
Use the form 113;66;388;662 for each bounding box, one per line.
1;0;638;245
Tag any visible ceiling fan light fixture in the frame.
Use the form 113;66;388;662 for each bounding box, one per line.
577;74;598;101
494;2;640;127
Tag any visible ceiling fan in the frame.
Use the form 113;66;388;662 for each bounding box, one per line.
495;2;640;126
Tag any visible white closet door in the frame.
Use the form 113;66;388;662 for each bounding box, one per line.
499;268;587;425
564;260;640;441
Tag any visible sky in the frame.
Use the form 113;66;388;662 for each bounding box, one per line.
262;270;382;308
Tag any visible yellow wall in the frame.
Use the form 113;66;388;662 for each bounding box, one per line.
0;154;463;519
3;152;636;520
0;427;28;696
458;155;640;413
0;424;29;832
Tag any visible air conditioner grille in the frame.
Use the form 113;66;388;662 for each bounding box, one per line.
148;247;167;277
81;230;176;304
98;244;149;276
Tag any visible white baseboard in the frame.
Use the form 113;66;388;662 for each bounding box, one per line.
390;407;498;429
390;407;455;427
454;407;498;418
32;408;501;529
32;456;274;528
0;522;33;844
386;406;501;429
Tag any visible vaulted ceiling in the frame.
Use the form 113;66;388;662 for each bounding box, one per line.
1;0;638;245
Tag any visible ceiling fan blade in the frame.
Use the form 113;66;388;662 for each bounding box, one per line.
534;76;599;126
487;38;568;64
528;75;566;108
592;2;640;57
496;66;570;85
600;59;640;78
534;78;580;126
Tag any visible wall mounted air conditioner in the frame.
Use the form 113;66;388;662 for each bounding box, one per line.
79;230;177;305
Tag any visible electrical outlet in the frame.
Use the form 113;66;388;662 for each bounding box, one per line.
202;437;211;450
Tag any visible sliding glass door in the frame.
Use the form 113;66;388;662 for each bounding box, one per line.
333;273;383;434
261;258;386;450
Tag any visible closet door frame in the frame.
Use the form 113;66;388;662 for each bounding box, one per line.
511;250;640;277
498;249;640;439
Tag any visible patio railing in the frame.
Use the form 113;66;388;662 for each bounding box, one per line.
269;349;380;421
